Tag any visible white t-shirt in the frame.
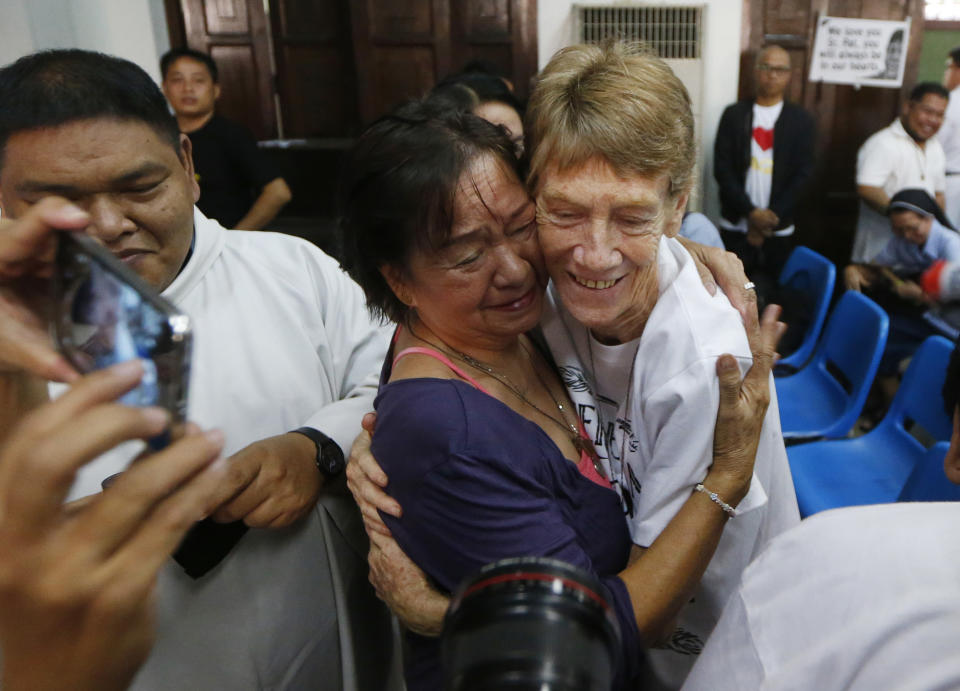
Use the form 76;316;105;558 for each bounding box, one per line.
542;236;800;690
684;503;960;691
720;102;794;237
56;209;393;689
854;118;947;262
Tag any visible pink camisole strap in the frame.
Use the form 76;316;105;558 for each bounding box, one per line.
392;346;492;395
394;345;610;489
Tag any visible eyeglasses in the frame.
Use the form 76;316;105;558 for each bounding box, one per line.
757;65;791;74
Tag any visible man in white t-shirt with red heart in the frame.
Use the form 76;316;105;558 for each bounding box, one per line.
714;45;817;302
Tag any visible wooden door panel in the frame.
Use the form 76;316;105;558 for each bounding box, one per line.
274;0;339;39
278;45;357;136
369;0;436;38
372;46;437;113
209;44;262;122
204;0;250;34
466;0;511;37
270;0;358;137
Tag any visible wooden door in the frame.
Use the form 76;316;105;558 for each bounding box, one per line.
739;0;924;265
177;0;278;139
270;0;360;138
349;0;537;125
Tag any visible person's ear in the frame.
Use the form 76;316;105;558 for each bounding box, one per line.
178;134;201;203
381;264;416;308
663;191;690;239
214;83;221;101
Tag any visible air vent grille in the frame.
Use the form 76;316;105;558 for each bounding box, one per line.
577;5;703;59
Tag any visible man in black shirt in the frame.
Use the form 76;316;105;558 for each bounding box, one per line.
160;48;291;229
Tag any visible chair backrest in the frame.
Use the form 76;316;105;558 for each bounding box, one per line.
898;441;960;502
813;291;889;430
881;335;955;444
777;246;836;370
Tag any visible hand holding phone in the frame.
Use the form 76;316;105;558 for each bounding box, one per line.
51;232;192;425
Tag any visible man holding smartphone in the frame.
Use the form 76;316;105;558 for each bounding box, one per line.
0;50;395;690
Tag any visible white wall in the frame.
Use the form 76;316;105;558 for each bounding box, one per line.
0;0;168;82
537;0;743;220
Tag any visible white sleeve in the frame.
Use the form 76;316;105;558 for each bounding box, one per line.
856;134;894;188
301;251;392;453
933;141;947;193
682;591;765;691
627;357;729;546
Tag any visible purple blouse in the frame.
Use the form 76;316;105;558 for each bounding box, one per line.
372;375;642;690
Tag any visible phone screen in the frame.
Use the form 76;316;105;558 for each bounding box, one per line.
54;233;191;421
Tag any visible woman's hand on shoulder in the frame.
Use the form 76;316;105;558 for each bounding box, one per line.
346;412;402;537
710;304;784;504
676;237;755;320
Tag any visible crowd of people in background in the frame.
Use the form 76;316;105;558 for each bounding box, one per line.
0;26;959;691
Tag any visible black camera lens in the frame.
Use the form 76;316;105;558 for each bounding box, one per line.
442;556;621;691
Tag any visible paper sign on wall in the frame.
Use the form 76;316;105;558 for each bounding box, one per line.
808;16;910;88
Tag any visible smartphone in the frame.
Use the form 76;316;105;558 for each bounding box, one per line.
51;232;192;426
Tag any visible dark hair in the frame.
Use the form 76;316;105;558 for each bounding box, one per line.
0;49;181;167
944;338;960;418
160;48;218;82
427;82;480;114
339;99;521;324
436;71;524;116
461;59;507;78
950;46;960;68
909;81;949;103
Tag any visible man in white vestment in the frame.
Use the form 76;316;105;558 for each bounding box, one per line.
0;49;395;690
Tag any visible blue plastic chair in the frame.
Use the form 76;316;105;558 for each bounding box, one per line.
775;246;836;373
788;335;956;517
776;291;889;440
898;441;960;502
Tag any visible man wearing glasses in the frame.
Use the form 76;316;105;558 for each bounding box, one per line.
714;44;816;301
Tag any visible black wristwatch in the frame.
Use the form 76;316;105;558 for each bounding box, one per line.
290;426;346;479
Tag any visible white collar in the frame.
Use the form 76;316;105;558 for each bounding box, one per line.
162;207;227;304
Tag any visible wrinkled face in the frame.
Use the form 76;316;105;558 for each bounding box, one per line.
755;47;792;101
536;156;686;344
473;101;524;156
386;153;545;352
162;57;220;119
903;94;947;142
944;58;960;91
889;209;932;246
0;118;199;291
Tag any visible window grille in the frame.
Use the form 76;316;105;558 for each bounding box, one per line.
576;5;703;59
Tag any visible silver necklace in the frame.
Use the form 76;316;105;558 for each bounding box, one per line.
412;324;595;460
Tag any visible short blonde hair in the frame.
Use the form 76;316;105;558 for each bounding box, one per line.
527;41;695;198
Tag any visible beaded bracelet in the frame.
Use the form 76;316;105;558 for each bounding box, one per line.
694;483;737;518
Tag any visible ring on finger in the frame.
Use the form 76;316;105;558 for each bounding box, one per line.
744;281;757;291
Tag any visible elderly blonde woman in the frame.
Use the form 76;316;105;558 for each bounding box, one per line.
347;42;798;690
